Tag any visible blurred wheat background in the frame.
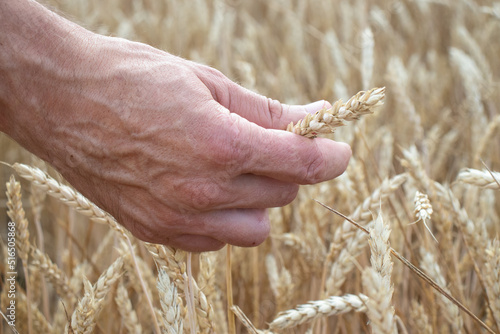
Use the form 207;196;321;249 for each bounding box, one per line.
1;0;500;333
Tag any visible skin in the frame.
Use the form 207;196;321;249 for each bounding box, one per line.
0;0;351;252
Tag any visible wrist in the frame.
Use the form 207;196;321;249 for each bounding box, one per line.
0;0;99;156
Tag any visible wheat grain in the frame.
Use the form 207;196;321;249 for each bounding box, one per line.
1;1;499;333
286;87;386;138
93;256;124;311
16;288;54;334
387;56;424;141
474;115;500;166
330;174;407;258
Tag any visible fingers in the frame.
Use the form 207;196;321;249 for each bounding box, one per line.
170;208;270;251
203;208;270;247
228;87;332;130
167;235;226;252
129;207;271;252
174;174;299;212
193;65;331;129
256;132;352;184
220;113;352;185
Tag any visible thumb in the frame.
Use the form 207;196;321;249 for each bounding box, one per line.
226;84;332;130
197;69;331;130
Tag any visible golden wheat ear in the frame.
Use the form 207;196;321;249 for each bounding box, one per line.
286;87;386;138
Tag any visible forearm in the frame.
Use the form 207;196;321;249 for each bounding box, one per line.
0;0;96;158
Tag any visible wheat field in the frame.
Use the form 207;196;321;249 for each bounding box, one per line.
1;0;500;333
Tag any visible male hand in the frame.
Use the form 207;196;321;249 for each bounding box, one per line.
0;1;351;251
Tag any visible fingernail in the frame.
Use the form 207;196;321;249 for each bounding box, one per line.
305;100;330;114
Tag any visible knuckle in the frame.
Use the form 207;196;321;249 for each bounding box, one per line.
180;181;223;211
267;98;284;118
127;219;165;244
209;113;249;173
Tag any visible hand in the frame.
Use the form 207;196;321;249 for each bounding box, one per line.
0;2;351;251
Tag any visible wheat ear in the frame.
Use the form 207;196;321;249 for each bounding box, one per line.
363;214;397;334
145;243;215;332
115;283;143;334
30;246;74;302
12;163;162;332
362;267;396;334
456;168;500;189
268;294;368;330
157;269;184;334
6;175;30;263
409;301;433;334
413;191;437;242
6;175;33;334
323;174;407;296
286;87;385;138
16;288;53;334
69;256;124;334
321;202;496;334
419;248;464;333
12;163;127;238
484;240;500;329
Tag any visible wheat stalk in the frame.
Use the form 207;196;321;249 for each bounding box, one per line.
286;87;385;138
